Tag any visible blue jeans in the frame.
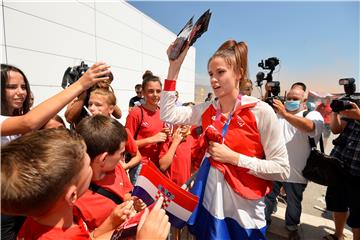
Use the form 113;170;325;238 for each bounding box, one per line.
265;181;307;228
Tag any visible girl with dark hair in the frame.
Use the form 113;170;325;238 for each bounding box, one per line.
160;40;290;239
125;70;169;183
1;64;31;117
1;62;109;144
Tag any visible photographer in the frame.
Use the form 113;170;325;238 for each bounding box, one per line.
265;85;324;238
324;101;360;240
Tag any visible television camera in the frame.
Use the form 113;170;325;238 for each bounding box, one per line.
256;57;283;107
330;78;360;113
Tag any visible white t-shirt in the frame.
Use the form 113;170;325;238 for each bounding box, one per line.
1;115;21;145
278;110;324;183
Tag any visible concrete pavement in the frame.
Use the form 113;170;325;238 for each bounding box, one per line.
267;205;353;240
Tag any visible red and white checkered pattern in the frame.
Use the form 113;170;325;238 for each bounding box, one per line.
155;191;172;209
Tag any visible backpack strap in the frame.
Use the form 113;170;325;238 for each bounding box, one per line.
134;106;144;140
89;183;123;204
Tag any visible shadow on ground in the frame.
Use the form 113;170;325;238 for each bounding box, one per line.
267;215;334;240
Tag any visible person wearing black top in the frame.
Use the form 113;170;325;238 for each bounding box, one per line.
129;84;144;111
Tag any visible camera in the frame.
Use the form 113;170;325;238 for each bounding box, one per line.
62;61;89;89
264;81;284;107
330;78;360;113
256;57;280;86
258;57;280;71
256;57;284;108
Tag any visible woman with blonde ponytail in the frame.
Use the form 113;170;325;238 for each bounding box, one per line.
160;40;289;239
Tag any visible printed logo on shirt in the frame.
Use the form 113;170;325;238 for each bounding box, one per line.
236;115;245;127
142;122;149;127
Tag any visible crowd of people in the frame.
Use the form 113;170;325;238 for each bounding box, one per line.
1;38;359;240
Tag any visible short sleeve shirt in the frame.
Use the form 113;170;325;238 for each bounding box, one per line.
17;208;90;240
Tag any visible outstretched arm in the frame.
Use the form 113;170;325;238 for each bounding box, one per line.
1;62;110;136
160;42;207;126
272;99;315;133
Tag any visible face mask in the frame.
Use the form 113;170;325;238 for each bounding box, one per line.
285;100;301;112
306;102;315;111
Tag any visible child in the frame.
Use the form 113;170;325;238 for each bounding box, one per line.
65;71;122;127
75;115;146;234
87;88;141;172
159;124;193;186
1;128;121;239
1;128;170;239
125;70;168;183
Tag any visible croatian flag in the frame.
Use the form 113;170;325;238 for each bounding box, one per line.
187;157;268;239
132;161;199;228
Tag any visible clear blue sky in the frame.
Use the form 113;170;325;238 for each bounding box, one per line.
129;1;359;96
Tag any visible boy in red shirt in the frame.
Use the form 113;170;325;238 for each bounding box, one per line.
86;88;141;172
75;115;146;234
1;128;124;239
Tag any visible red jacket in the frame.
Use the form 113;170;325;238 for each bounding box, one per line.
201;103;272;200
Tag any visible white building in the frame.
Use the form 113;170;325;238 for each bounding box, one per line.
1;0;196;124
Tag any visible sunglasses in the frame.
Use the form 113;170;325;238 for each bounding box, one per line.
136;91;142;94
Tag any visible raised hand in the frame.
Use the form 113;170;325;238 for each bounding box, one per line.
172;127;184;144
339;102;360;121
166;42;190;80
151;131;168;144
272;98;287;117
77;62;111;89
110;200;134;226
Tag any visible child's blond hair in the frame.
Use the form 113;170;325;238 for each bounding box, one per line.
89;88;116;106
